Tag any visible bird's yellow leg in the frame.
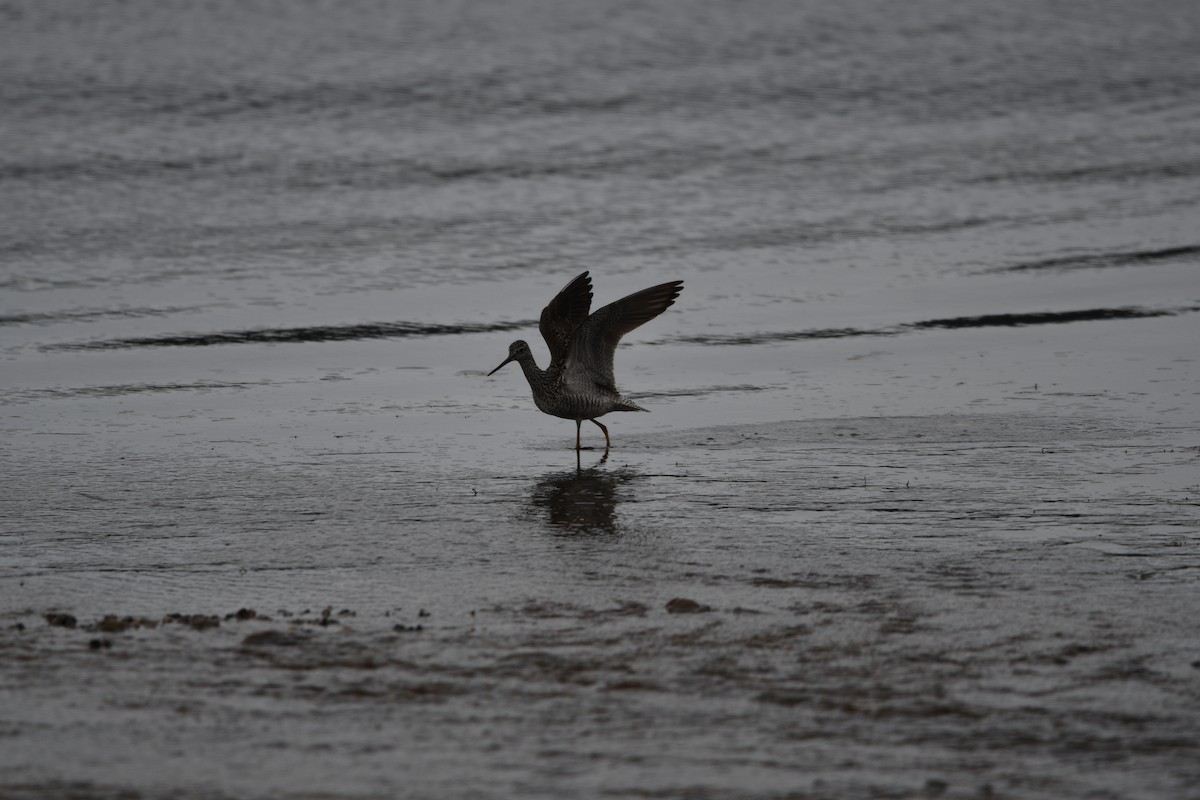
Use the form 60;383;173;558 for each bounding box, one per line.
590;418;610;449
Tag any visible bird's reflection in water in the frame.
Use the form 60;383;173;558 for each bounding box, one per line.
529;451;638;534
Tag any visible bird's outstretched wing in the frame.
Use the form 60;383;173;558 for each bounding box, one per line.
539;271;593;368
566;280;683;390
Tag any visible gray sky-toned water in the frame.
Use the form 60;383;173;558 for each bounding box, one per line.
2;1;1199;798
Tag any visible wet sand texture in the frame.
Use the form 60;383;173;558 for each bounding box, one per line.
4;413;1199;799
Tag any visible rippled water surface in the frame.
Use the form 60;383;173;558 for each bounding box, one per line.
2;1;1199;798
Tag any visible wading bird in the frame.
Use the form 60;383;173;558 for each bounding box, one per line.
488;272;683;451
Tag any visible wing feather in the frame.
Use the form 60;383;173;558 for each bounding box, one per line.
539;271;593;367
565;280;683;390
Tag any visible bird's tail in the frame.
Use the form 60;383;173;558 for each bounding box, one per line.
614;398;649;412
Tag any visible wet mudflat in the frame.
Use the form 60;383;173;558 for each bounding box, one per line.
3;288;1200;800
3;395;1199;799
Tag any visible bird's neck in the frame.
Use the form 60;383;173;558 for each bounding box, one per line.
516;353;547;386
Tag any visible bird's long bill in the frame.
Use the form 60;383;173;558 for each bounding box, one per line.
487;356;515;376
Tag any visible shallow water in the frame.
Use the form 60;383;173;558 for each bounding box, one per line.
3;1;1200;798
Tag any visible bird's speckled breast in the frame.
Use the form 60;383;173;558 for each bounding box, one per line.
532;370;620;421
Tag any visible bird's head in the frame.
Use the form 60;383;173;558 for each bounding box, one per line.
487;340;531;376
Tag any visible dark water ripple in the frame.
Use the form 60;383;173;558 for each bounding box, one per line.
42;319;537;351
4;380;277;403
39;304;1195;352
668;305;1196;347
909;306;1184;329
0;306;213;327
992;243;1200;274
